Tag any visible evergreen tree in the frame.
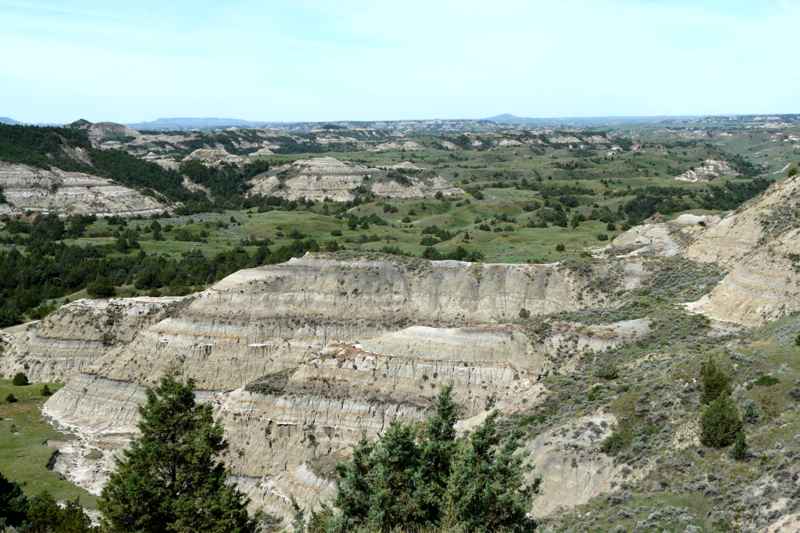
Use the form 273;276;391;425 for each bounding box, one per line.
26;492;96;533
98;376;255;533
444;412;537;533
0;471;28;528
700;393;743;448
314;385;537;533
417;383;459;523
700;357;731;404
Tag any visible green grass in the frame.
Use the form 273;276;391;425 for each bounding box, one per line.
0;379;97;508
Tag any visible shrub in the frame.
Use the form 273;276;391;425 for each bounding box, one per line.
742;399;760;424
731;431;748;460
12;372;29;386
41;384;52;397
595;362;619;380
518;308;531;319
5;393;18;403
555;243;565;252
600;427;630;455
596;233;609;241
700;394;742;448
752;375;779;387
700;357;731;404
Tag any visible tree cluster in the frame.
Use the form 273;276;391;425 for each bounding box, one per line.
296;385;538;533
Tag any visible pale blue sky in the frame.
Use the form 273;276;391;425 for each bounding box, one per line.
1;0;798;123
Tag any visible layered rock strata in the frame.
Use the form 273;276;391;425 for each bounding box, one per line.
2;254;648;519
0;162;168;217
248;157;462;201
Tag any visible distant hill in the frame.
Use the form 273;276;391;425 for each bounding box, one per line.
486;113;692;127
0;117;20;125
127;117;268;131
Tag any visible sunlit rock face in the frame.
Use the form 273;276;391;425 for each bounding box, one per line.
3;253;645;519
0;162;168;217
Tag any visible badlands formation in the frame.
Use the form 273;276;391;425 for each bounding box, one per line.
0;162;168;217
248;157;463;202
611;173;800;325
2;253;652;519
4;173;800;525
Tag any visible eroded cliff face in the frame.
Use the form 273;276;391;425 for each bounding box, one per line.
0;162;169;217
1;253;651;519
0;297;187;382
248;157;462;202
605;174;800;326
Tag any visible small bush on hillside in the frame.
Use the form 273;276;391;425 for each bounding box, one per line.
700;357;731;404
595;362;619;380
596;233;609;241
41;384;52;397
519;308;531;319
5;393;18;403
742;399;760;424
12;372;28;386
555;243;565;252
731;431;748;460
700;394;742;448
600;427;631;455
752;375;779;387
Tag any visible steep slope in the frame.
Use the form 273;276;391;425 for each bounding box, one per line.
605;173;800;326
684;174;800;325
1;253;649;519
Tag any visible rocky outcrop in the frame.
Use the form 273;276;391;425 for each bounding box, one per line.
674;159;734;183
527;412;625;517
26;253;647;519
0;162;169;217
609;214;718;258
248;157;462;202
683;175;800;325
0;297;187;382
182;148;254;167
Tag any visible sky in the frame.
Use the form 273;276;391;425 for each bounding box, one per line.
1;0;798;123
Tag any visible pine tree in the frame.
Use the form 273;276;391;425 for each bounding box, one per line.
318;386;537;533
418;383;459;523
98;376;255;533
444;412;537;533
332;436;373;529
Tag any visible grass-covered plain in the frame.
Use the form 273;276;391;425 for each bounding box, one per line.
0;379;97;508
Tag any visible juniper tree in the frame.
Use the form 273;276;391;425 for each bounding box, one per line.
98;375;255;533
700;393;743;448
700;357;731;404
